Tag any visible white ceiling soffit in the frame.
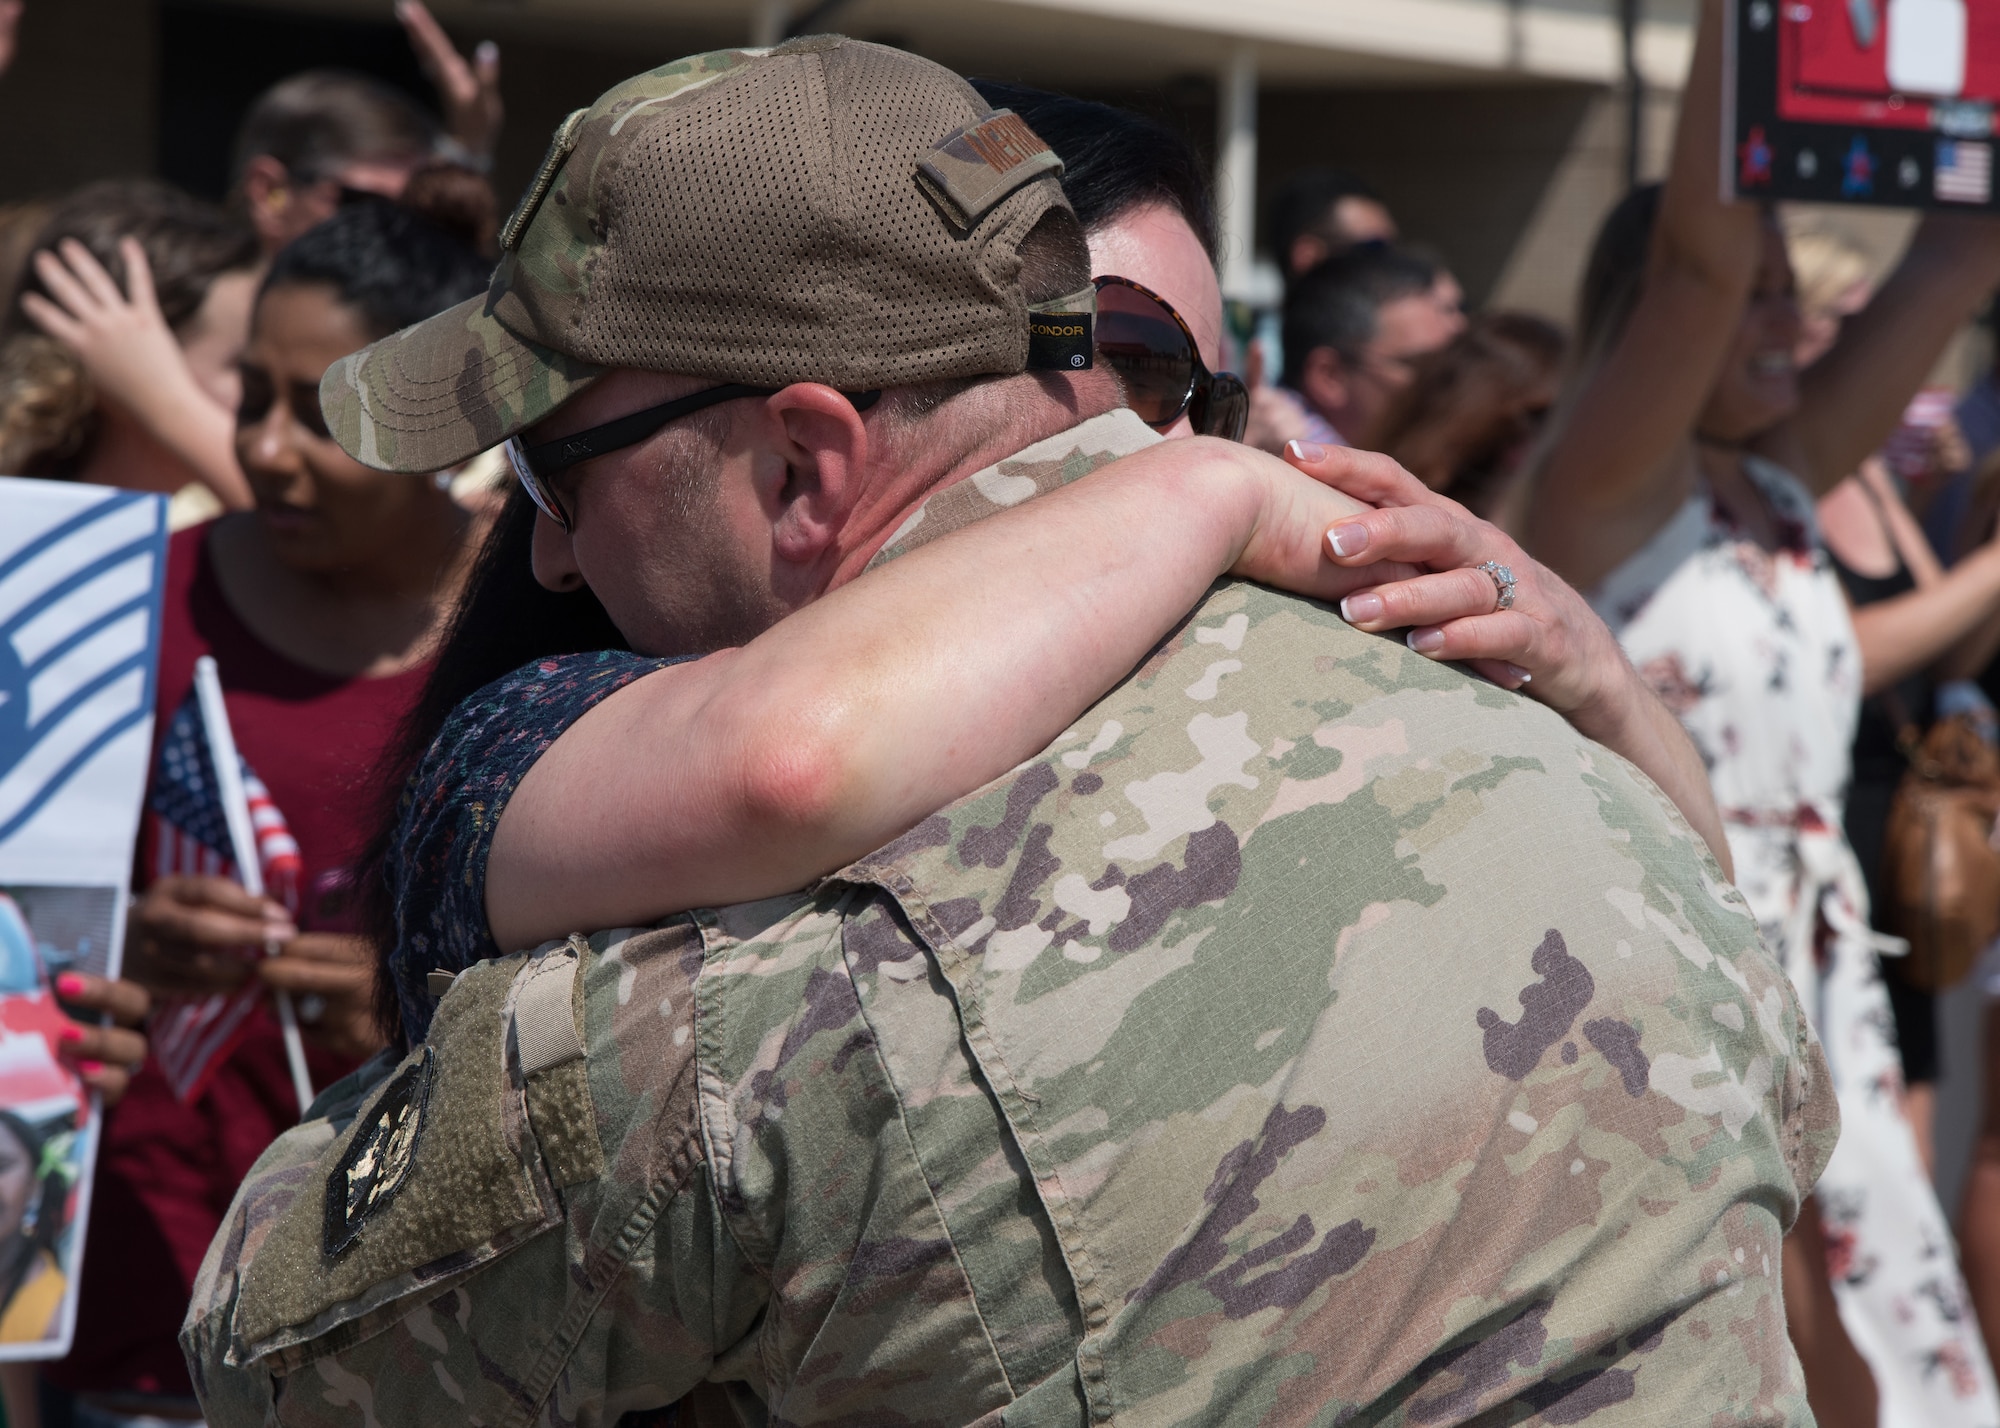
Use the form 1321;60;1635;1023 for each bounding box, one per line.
244;0;1695;90
982;0;1694;86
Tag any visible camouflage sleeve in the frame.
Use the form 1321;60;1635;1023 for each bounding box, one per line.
183;923;763;1428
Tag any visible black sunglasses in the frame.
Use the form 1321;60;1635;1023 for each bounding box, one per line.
506;383;882;532
1094;276;1250;442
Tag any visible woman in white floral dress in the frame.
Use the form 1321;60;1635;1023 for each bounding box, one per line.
1527;4;2000;1425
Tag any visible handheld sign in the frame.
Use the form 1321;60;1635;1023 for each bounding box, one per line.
0;477;169;1359
1729;0;2000;209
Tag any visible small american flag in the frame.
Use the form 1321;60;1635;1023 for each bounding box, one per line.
1936;139;1993;205
139;689;302;1103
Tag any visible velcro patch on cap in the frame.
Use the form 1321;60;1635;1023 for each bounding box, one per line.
916;109;1064;229
501;107;588;252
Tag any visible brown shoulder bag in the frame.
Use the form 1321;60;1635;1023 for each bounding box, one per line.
1882;711;2000;990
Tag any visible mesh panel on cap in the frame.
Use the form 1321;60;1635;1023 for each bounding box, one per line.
575;55;843;379
557;41;1064;387
819;40;1024;382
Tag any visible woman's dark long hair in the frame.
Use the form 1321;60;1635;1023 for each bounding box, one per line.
1575;183;1663;376
355;488;629;1046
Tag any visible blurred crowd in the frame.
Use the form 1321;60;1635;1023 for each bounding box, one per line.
8;0;2000;1424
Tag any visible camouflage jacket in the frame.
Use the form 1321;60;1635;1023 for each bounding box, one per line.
185;409;1837;1427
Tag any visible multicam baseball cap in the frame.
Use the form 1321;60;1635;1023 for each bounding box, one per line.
322;35;1094;474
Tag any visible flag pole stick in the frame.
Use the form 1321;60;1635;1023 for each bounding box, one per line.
191;657;313;1116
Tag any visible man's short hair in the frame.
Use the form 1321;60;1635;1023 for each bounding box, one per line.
231;70;438;188
967;81;1217;261
1268;167;1384;270
1280;244;1437;389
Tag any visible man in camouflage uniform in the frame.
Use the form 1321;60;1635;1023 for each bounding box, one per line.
184;36;1836;1427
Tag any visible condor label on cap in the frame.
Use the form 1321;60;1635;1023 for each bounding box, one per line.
1027;311;1093;371
917;108;1064;228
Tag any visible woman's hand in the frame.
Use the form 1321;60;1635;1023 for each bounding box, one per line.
1276;439;1733;873
125;875;294;997
51;972;149;1105
1276;441;1622;710
19;238;252;508
256;934;387;1060
0;0;21;79
398;0;503;166
125;878;385;1058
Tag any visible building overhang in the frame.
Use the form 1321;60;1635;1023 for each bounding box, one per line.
205;0;1696;90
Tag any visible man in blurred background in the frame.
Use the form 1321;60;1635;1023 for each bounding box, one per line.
1267;165;1397;282
231;0;501;254
1267;243;1465;452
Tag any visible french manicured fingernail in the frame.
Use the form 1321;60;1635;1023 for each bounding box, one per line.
1407;628;1446;655
476;40;499;64
1339;592;1384;624
1503;663;1533;686
1328;524;1369;558
57;1024;83;1045
55;973;86;999
1287;439;1328;463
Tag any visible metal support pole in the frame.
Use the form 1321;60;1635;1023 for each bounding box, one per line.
1620;0;1645;187
751;0;788;47
1216;42;1259;301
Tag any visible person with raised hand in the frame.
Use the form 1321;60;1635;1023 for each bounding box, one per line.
395;0;502;173
2;182;259;517
1527;0;2000;1421
19;234;253;513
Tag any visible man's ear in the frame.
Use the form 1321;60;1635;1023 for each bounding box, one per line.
240;157;292;224
754;384;872;572
239;158;343;251
1300;346;1351;420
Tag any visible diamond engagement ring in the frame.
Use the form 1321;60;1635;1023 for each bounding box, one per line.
1476;560;1517;611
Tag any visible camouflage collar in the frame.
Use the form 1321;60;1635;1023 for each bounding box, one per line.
865;407;1160;571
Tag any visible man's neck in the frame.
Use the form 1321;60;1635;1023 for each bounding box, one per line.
826;379;1121;590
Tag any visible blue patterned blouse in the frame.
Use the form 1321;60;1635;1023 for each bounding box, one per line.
383;649;684;1045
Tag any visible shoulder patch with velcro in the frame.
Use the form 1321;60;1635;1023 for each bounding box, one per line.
233;955;556;1366
515;937;603;1189
916;109;1064;230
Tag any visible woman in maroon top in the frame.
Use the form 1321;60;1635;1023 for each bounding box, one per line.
40;195;490;1428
